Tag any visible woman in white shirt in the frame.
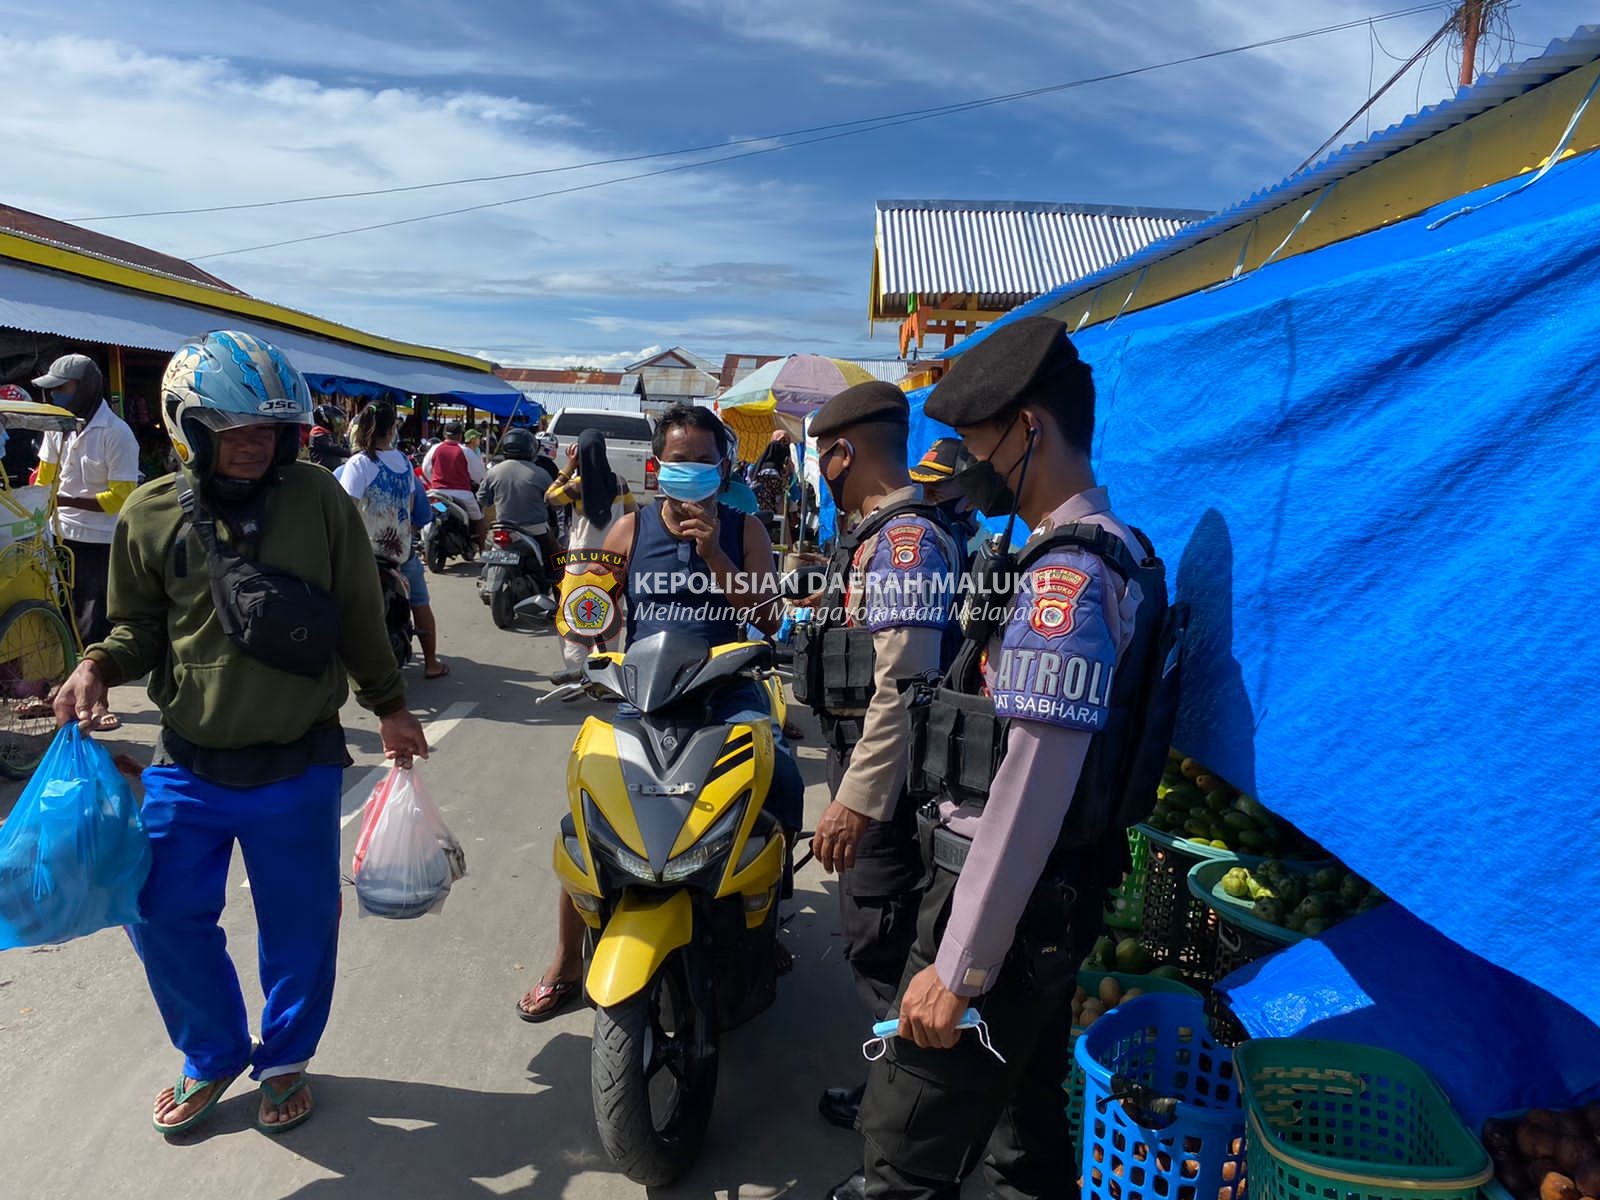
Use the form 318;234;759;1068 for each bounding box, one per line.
336;404;449;680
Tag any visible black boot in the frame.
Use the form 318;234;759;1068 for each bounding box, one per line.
827;1170;867;1200
818;1081;866;1130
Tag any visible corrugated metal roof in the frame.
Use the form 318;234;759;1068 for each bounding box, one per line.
945;25;1600;355
874;200;1208;316
0;203;243;294
842;358;909;383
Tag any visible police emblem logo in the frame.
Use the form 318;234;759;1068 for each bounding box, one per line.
563;584;614;634
1028;565;1089;639
884;523;926;569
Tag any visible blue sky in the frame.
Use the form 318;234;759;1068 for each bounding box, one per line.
1;0;1591;367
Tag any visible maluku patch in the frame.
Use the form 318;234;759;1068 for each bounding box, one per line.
1028;565;1090;639
884;523;926;569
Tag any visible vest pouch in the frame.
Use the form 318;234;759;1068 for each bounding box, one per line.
790;620;821;707
909;686;1005;808
819;626;875;712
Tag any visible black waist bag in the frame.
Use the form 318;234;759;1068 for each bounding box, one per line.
178;477;340;678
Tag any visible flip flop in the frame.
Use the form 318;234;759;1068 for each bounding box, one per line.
152;1068;244;1137
256;1075;314;1135
88;711;122;732
517;979;580;1023
424;663;451;680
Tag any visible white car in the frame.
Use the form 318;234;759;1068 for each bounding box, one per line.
545;409;658;502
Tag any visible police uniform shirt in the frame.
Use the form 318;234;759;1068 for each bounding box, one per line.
833;485;960;822
932;486;1142;996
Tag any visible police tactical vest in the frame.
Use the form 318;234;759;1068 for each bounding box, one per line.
907;521;1188;877
791;498;962;726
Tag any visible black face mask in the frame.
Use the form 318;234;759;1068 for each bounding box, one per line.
821;440;852;511
954;416;1033;518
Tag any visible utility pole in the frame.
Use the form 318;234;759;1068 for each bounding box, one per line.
1458;0;1485;90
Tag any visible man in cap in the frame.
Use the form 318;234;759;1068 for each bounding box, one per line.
34;353;140;731
908;437;982;562
422;421;488;550
799;382;963;1133
834;317;1168;1200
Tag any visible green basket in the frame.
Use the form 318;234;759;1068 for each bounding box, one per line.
1236;1040;1492;1200
1104;828;1149;931
1187;859;1306;948
1062;969;1201;1168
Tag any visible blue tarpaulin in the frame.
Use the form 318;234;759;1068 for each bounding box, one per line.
945;149;1600;1031
1221;905;1600;1123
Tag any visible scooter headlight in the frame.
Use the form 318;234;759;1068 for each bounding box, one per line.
583;792;654;882
661;796;747;883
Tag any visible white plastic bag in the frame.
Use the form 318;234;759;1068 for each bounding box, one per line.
351;766;465;919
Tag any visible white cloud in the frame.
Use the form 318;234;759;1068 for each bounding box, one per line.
0;33;856;362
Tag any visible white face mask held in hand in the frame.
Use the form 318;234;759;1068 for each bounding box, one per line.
862;1009;1006;1063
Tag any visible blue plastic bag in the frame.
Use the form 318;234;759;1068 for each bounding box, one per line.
0;725;151;949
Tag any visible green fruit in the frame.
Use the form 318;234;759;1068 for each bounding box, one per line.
1285;911;1308;933
1221;811;1257;831
1115;938;1154;973
1210;839;1230;851
1339;875;1370;908
1310;867;1342;892
1301;917;1330;937
1358;893;1387;912
1090;935;1117;970
1246;875;1275;901
1204;790;1233;813
1149;964;1186;981
1235;795;1269;821
1236;830;1266;851
1183;819;1210;838
1221;868;1252;900
1296;895;1330;920
1254;897;1286;925
1275;877;1308;909
1257;859;1288;882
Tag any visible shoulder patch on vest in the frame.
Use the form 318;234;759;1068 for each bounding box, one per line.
1027;565;1090;640
884;522;926;569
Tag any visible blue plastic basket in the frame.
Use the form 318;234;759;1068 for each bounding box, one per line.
1075;993;1247;1200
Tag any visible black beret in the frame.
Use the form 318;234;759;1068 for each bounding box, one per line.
810;380;909;439
924;316;1087;427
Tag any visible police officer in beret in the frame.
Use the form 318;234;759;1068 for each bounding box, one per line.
831;317;1173;1200
796;382;964;1133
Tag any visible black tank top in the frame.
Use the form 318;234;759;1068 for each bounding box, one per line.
626;502;748;644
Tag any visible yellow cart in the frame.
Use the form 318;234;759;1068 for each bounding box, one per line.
0;398;82;779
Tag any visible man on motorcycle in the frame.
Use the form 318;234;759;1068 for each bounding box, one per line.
476;428;559;565
421;421;487;550
799;383;964;1133
518;403;806;1023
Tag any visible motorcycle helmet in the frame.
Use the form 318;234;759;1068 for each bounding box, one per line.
501;428;535;460
312;403;346;432
160;331;311;477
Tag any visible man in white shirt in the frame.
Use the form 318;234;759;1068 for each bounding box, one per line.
34;353;140;732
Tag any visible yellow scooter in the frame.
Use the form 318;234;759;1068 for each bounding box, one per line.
551;631;788;1186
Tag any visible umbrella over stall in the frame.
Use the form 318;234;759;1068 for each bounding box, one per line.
715;354;874;461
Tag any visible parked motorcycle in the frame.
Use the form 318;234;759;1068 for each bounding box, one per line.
375;556;414;668
422;491;475;573
477;522;556;628
548;632;787;1186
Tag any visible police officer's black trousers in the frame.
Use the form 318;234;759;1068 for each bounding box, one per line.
858;864;1106;1200
828;742;924;1022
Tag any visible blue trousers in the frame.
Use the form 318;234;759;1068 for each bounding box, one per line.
128;763;343;1082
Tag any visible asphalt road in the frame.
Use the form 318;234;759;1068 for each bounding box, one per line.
0;560;874;1200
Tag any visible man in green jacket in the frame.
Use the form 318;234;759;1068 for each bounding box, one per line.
54;331;429;1138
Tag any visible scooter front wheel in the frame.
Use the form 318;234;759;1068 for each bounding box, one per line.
590;947;718;1187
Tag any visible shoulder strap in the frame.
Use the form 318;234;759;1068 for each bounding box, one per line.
1017;520;1143;581
840;496;949;553
173;473;219;558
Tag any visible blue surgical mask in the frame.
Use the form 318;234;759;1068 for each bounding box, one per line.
657;461;723;502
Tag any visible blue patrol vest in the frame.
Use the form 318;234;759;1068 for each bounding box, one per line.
626;502;748;644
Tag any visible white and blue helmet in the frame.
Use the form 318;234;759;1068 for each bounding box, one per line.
160;330;312;475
